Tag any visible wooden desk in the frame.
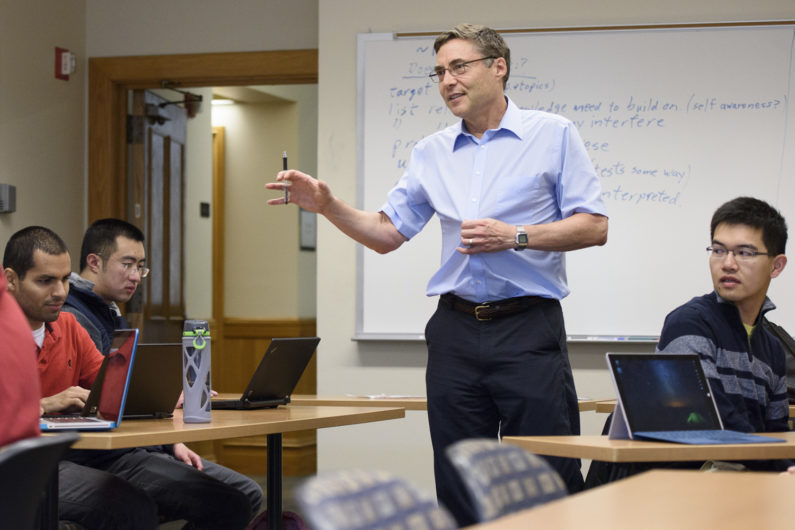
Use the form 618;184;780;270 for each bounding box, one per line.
594;399;795;418
471;469;795;530
503;432;795;462
67;406;405;530
288;395;598;412
595;399;617;413
289;394;428;410
72;406;403;449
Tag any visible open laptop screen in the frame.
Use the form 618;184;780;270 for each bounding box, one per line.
123;343;182;418
97;329;137;422
607;353;723;432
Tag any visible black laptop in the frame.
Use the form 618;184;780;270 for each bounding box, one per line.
212;337;320;410
606;352;784;445
123;343;183;419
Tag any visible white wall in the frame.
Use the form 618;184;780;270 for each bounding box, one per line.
316;0;795;493
85;0;318;56
212;88;318;319
183;87;214;320
0;0;86;257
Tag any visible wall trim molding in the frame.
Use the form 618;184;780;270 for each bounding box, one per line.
212;316;318;476
88;49;318;221
223;317;317;338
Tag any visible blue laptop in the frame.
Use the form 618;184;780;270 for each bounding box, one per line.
40;329;139;431
606;352;784;445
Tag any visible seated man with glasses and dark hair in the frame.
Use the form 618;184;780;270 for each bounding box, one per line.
62;218;148;354
588;197;789;488
658;196;789;452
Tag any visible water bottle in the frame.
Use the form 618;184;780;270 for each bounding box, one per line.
182;320;212;423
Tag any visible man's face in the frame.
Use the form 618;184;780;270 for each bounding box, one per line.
5;250;71;329
92;236;146;304
435;38;506;124
709;223;786;315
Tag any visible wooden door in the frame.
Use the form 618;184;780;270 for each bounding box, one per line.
126;90;186;342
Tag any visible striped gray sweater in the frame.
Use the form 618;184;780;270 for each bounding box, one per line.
656;291;789;433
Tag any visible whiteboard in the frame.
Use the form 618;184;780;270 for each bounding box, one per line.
355;25;795;341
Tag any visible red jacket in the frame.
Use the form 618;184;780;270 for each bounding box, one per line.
37;312;104;399
0;274;41;445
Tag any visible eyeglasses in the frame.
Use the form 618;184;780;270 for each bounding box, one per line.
429;56;496;83
118;261;150;278
706;246;772;262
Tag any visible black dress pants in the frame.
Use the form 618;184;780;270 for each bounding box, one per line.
59;447;262;529
425;297;584;527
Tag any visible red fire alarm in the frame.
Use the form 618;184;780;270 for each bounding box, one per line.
55;47;76;81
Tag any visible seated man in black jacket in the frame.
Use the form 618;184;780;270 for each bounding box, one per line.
62;218;145;354
588;197;790;487
59;219;264;524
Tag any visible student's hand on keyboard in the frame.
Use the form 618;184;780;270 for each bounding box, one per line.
40;386;90;414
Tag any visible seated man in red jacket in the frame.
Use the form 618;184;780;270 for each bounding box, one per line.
3;226;262;530
0;266;40;446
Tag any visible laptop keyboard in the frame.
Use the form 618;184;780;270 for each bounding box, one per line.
43;415;106;424
634;430;784;445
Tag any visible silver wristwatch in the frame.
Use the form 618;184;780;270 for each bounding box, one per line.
514;225;528;251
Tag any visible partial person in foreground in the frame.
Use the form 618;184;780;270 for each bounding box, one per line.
0;259;41;446
3;225;262;530
266;23;607;525
657;196;789;469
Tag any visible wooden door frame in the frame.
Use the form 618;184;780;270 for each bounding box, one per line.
87;48;318;333
88;49;317;221
211;126;226;349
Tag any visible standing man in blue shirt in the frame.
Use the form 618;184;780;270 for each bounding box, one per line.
267;23;607;525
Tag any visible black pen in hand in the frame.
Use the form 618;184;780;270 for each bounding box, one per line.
282;151;288;205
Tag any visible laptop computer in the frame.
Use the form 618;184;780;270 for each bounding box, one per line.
212;337;320;410
40;328;139;431
606;352;784;445
123;343;183;419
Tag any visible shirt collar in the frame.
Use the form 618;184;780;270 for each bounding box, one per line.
44;319;58;341
70;271;95;291
453;96;523;151
70;271;121;315
714;291;777;324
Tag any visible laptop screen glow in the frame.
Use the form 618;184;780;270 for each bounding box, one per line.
608;353;723;433
97;330;137;422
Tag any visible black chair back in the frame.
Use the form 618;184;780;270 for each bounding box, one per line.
0;432;80;529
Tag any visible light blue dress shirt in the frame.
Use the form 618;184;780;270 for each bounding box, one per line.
380;97;607;303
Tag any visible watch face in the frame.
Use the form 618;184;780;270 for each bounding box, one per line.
517;234;529;244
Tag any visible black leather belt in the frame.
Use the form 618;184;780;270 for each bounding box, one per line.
440;293;546;321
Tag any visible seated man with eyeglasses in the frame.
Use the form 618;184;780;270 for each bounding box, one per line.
586;197;789;488
657;196;790;450
62;218;149;354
